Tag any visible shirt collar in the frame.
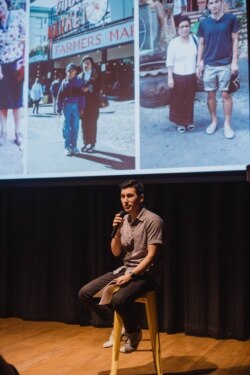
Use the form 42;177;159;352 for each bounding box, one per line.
127;206;145;224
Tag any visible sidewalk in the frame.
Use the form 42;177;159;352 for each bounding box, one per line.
27;99;135;176
140;57;250;172
0;112;24;177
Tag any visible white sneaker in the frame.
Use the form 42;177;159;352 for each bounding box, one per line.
206;123;217;135
120;329;142;353
103;327;126;348
224;126;235;139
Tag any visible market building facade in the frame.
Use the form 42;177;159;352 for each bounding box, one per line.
29;0;134;101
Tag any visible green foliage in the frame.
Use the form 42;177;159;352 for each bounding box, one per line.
235;0;244;8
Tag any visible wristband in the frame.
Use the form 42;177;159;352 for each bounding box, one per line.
129;271;136;280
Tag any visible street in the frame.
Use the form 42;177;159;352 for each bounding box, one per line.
27;99;135;177
140;57;250;172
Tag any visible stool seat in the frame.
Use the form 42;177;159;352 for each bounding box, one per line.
111;290;163;375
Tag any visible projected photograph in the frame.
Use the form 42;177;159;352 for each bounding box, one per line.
1;0;250;182
27;0;135;176
0;0;27;177
139;0;250;172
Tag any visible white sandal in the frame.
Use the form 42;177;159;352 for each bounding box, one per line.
187;124;195;131
177;126;186;133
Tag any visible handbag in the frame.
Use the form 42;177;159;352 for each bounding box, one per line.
228;72;240;94
98;92;109;108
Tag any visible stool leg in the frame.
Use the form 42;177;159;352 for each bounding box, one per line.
110;311;122;375
145;294;163;375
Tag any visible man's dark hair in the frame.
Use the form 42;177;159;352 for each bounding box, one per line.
119;180;144;196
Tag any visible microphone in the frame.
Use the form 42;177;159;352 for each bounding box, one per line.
111;210;126;239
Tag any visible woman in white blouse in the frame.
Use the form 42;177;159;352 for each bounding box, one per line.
166;15;198;133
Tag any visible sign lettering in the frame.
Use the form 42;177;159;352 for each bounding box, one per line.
51;21;134;59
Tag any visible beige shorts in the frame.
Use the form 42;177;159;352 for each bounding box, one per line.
203;64;231;91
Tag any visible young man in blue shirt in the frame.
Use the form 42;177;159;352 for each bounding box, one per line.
196;0;239;139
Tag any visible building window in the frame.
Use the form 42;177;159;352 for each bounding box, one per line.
34;35;42;46
33;17;43;30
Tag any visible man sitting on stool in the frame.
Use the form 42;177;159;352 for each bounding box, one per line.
79;179;164;353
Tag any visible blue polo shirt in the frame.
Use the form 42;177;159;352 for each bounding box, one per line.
197;13;239;66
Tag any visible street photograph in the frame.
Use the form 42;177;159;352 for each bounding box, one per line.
139;0;250;173
27;0;135;177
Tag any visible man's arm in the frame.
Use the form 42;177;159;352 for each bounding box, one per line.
115;244;159;286
110;212;124;256
111;234;122;257
196;36;204;79
231;31;239;74
130;244;158;276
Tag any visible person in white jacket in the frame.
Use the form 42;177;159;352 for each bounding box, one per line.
30;78;44;115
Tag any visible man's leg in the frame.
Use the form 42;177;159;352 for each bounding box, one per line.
111;276;156;353
53;97;57;114
222;90;235;139
206;91;218;134
111;276;156;333
70;104;79;151
79;271;117;326
203;65;221;135
63;105;72;153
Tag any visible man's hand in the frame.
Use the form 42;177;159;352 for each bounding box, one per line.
196;61;204;79
231;62;239;75
115;273;132;285
112;212;124;232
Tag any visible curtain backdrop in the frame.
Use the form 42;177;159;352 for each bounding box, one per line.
0;180;249;340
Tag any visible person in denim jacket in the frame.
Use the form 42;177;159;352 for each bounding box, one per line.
57;63;86;156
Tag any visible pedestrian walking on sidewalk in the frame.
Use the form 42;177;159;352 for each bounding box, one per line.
30;78;43;115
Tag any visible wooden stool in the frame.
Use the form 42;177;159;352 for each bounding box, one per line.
110;290;163;375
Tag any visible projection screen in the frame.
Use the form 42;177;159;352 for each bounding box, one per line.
0;0;249;182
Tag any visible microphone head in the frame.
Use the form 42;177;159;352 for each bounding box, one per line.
119;210;126;218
